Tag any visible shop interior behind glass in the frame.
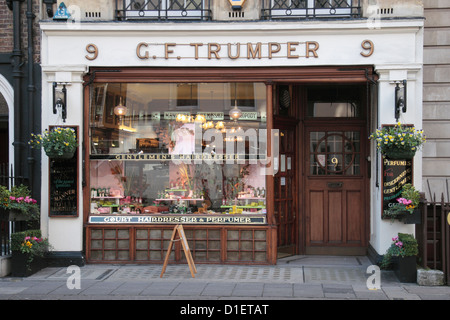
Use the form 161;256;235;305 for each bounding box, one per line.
89;82;268;218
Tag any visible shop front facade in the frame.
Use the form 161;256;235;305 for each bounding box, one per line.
40;1;424;265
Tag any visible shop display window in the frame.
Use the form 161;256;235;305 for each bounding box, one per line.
89;82;268;221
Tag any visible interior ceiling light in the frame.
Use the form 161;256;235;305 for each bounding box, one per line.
229;106;242;121
113;97;128;116
230;83;242;121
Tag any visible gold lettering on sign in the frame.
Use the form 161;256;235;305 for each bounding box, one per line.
306;41;319;58
85;43;98;61
208;43;221;59
268;42;281;59
361;40;374;57
190;43;203;60
133;41;325;60
247;42;262;59
287;42;299;58
165;43;176;59
136;42;149;59
228;43;240;59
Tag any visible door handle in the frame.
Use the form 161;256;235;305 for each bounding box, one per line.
328;182;343;188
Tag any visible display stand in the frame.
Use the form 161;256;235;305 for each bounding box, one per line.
160;224;197;278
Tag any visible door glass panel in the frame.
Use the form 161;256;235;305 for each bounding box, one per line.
327;133;342;153
345;131;360;152
280;130;287;153
274;177;280;198
287;176;292;196
328;154;342;173
310;131;325;152
310;131;361;176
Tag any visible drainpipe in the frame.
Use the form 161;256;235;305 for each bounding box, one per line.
26;0;35;191
10;0;24;181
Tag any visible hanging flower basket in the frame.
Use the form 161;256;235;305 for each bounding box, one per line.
29;127;78;159
369;122;426;159
384;148;416;160
45;148;76;159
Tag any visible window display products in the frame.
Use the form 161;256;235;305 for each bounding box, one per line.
84;69;277;265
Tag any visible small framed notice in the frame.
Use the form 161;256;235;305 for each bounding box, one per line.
49;126;78;217
382;158;413;213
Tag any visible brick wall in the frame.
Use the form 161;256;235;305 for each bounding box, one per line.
0;0;42;64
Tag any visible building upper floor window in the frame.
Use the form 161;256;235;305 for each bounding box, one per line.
115;0;361;21
117;0;212;20
262;0;361;20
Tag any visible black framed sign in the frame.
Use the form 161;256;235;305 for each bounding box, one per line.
382;158;413;212
49;126;79;217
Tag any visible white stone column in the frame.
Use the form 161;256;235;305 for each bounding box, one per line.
41;65;87;254
370;64;423;256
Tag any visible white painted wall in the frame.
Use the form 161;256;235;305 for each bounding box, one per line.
40;64;86;252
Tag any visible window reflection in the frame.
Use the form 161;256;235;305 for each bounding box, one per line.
89;82;268;218
307;85;362;118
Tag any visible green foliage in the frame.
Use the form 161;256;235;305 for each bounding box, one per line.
369;122;426;158
401;184;420;207
11;230;42;251
383;183;420;219
380;233;418;269
11;230;50;271
29;127;78;156
0;184;39;220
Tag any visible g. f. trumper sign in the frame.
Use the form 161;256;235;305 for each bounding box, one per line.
84;39;375;61
136;41;320;60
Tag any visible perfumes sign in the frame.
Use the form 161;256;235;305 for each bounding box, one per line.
382;158;413;212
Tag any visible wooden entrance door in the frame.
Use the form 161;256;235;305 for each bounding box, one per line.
304;127;368;255
274;122;297;256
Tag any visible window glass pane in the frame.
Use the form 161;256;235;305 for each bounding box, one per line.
309;131;361;176
89;82;267;219
307;85;362;118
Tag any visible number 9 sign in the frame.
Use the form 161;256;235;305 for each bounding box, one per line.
85;43;98;61
361;40;374;57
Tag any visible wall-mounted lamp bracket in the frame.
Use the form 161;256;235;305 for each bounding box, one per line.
53;82;67;122
394;79;407;122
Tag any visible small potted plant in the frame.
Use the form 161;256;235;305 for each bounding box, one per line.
383;183;421;224
29;127;78;159
0;184;39;221
369;122;426;159
10;230;50;277
380;233;418;283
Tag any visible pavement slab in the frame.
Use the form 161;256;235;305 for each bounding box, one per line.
0;255;448;301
